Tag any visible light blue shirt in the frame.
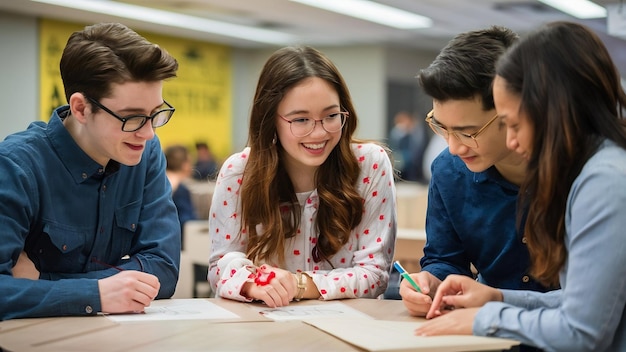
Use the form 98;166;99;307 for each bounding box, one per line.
0;106;181;320
474;140;626;351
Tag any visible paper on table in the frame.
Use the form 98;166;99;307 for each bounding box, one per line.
106;299;239;322
252;302;373;321
304;318;520;352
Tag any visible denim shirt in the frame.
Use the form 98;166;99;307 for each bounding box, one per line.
0;106;180;320
421;149;550;292
475;140;626;351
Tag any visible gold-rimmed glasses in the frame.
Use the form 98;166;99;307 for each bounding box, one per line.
85;96;175;132
278;112;348;137
425;109;499;148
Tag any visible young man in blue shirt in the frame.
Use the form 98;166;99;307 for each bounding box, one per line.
399;26;553;317
0;22;180;320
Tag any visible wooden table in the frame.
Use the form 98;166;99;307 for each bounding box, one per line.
0;299;518;352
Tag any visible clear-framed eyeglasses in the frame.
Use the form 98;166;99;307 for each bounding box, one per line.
425;109;499;148
278;111;348;137
85;95;175;132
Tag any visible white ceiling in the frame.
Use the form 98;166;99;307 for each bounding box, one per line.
0;0;622;52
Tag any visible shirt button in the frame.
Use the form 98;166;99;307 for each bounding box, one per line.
82;172;88;179
98;168;104;173
522;275;530;283
102;184;107;191
522;237;528;244
85;305;93;314
131;223;136;230
62;244;68;251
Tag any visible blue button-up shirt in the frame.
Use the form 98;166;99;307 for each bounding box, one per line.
0;106;180;320
421;149;550;292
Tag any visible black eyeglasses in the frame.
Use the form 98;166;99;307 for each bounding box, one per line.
85;96;175;132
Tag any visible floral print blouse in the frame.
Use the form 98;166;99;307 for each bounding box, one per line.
208;143;397;301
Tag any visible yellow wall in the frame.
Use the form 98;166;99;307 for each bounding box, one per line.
38;19;232;160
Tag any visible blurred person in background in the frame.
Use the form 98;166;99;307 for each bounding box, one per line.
192;141;218;181
165;144;198;248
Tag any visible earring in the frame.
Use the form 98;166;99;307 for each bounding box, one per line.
272;134;277;145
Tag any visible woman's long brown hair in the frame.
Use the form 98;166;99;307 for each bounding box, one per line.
496;22;626;287
240;46;365;266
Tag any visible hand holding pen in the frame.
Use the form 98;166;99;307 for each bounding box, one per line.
395;261;440;317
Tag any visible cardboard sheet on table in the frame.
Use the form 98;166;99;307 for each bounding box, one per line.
304;318;520;352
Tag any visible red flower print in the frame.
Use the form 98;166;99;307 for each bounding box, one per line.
376;237;382;242
321;289;327;294
237;178;242;185
340;258;346;263
369;254;374;259
362;177;370;184
340;287;346;293
227;164;233;169
227;187;232;192
230;269;236;277
363;274;368;278
359;156;365;162
225;234;231;240
372;191;378;197
379;215;385;220
223;200;228;206
372;163;378;170
364;229;370;235
241;153;247;158
364;289;369;294
294;250;300;255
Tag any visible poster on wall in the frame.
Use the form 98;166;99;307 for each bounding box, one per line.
38;18;233;160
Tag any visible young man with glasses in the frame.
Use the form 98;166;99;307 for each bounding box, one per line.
398;26;553;317
0;23;180;320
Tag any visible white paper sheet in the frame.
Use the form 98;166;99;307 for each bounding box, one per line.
251;302;373;321
106;298;240;322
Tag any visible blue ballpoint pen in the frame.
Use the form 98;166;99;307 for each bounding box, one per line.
393;260;422;293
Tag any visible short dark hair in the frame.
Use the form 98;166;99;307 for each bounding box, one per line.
60;22;178;104
418;26;518;111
